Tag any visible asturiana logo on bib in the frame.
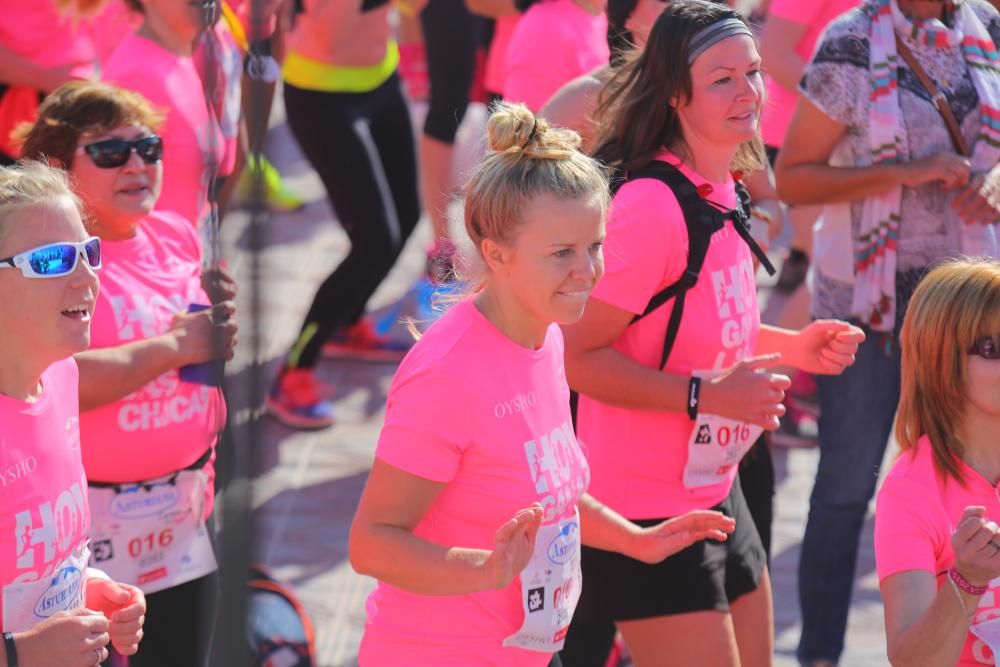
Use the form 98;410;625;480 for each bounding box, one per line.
34;566;82;619
109;484;181;520
547;522;579;565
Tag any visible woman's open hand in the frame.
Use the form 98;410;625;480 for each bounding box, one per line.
482;504;544;590
625;510;736;564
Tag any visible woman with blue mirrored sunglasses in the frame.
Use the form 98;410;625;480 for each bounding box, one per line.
18;79;236;667
0;161;148;667
0;237;102;278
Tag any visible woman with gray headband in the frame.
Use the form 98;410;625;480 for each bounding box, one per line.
559;1;864;665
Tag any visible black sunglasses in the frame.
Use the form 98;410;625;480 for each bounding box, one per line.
969;336;1000;360
78;136;163;169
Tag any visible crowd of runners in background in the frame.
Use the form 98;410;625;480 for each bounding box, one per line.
2;0;1000;665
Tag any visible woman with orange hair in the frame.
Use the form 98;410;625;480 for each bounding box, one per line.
875;257;1000;666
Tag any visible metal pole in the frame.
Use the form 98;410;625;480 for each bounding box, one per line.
211;0;268;661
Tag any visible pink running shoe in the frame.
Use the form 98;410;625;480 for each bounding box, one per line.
321;319;411;363
266;367;335;430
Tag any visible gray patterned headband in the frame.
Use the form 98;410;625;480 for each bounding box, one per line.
687;18;755;65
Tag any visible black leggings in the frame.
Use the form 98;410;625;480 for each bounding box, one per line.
420;0;487;143
283;73;420;369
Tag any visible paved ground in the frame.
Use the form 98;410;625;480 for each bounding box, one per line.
220;101;892;666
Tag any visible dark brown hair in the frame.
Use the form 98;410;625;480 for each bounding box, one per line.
14;81;165;168
593;0;766;173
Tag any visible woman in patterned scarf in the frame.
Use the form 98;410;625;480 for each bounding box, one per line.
776;1;1000;666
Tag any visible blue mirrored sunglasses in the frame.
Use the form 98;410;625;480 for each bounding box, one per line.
0;237;101;279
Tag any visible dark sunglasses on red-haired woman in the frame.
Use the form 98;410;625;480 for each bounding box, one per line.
76;136;163;169
969;336;1000;360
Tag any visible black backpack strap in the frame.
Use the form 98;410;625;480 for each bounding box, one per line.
730;181;777;276
620;162;776;369
619;162;721;369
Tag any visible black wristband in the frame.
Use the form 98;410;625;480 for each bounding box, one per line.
687;376;701;420
3;632;17;667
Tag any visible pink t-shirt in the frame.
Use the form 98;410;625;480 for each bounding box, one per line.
90;1;142;66
360;299;590;667
503;0;609;112
0;358;91;631
577;151;759;519
760;0;858;147
80;211;225;498
875;436;1000;666
0;0;96;76
486;16;519;96
103;33;226;238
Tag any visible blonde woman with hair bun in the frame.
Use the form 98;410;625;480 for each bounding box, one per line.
348;102;736;666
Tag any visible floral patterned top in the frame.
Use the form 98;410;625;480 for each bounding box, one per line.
800;0;1000;329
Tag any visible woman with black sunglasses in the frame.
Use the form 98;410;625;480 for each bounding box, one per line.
0;160;146;667
874;257;1000;666
17;80;237;667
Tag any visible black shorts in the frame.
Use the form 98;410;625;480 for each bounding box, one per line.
573;475;766;622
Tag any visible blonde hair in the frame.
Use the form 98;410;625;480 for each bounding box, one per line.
0;161;84;253
896;257;1000;483
461;101;610;288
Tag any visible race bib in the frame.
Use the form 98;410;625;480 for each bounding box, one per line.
502;509;581;653
2;544;89;633
972;615;1000;662
87;466;217;594
683;369;762;489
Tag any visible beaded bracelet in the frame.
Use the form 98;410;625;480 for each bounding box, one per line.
949;566;989;596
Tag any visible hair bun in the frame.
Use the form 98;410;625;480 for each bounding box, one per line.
486;101;582;160
486;101;542;152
